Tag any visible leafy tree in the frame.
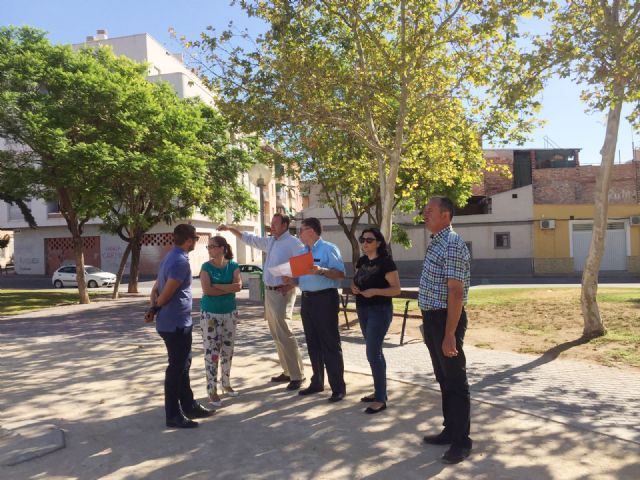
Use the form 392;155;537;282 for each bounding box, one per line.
543;1;640;337
0;27;173;303
291;122;484;266
0;150;37;227
102;98;257;297
188;0;549;242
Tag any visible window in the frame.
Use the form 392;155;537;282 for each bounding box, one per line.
46;201;61;215
8;204;23;221
494;232;510;249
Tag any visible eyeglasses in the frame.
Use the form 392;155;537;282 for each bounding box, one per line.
359;237;377;244
299;226;313;232
207;244;221;249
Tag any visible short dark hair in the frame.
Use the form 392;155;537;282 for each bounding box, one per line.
173;224;197;246
360;227;389;257
273;213;291;228
301;217;322;235
434;197;455;220
212;235;234;260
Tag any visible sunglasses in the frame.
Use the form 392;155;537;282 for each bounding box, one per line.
192;235;200;241
359;237;377;244
207;244;221;249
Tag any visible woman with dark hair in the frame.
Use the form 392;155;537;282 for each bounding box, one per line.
199;235;242;407
351;227;401;414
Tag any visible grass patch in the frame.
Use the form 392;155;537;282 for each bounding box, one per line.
383;287;640;369
0;289;106;316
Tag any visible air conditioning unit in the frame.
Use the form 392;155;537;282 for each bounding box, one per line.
540;219;555;230
630;216;640;226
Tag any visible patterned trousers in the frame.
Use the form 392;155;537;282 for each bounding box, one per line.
200;310;238;395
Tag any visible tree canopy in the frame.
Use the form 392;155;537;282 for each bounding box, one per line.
188;0;549;241
0;26;256;300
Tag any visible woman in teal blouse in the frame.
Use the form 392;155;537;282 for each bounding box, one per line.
199;235;242;407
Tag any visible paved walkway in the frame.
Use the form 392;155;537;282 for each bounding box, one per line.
1;295;639;479
337;328;640;444
234;296;640;444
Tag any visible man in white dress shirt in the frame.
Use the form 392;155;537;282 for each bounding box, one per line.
218;214;305;390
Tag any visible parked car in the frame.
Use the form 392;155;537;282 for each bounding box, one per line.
238;264;263;288
52;265;117;288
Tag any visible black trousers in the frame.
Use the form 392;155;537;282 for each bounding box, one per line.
422;308;471;448
158;326;195;420
300;289;346;394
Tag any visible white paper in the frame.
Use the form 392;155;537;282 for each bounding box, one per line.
268;261;292;277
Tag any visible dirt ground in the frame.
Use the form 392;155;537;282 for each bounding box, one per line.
340;290;640;370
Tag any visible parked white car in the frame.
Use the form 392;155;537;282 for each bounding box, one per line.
238;264;263;288
52;265;116;288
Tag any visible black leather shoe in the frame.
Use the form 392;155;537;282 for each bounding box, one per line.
364;402;386;414
184;402;215;419
328;392;346;403
286;379;303;390
423;430;452;445
360;394;376;403
298;385;324;396
441;445;471;464
271;373;291;383
166;414;198;429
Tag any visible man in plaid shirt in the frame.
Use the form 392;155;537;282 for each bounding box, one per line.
418;197;472;464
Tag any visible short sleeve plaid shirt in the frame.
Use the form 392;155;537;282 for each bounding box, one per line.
418;225;470;310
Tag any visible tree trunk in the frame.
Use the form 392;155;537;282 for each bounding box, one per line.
112;242;132;300
128;235;143;294
379;151;401;243
72;233;90;304
580;92;623;338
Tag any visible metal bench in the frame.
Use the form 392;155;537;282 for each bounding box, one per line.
339;287;422;345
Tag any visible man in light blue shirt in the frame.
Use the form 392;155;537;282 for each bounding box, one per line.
290;217;347;402
219;213;306;390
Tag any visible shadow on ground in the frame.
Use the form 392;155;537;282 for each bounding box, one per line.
0;298;638;479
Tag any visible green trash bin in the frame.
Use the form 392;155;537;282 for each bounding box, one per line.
248;272;264;301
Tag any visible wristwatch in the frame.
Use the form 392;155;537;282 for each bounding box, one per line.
148;305;162;314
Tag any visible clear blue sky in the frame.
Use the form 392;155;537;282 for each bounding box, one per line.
3;0;638;165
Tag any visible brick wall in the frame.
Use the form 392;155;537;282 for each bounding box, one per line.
533;162;639;204
473;153;514;197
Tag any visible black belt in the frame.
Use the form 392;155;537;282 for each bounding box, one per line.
301;288;337;297
266;285;284;290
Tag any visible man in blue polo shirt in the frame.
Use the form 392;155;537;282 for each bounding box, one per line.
145;224;214;428
290;217;347;403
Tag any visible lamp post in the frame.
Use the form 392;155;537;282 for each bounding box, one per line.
248;163;272;239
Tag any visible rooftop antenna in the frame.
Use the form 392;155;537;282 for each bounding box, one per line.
543;135;560;149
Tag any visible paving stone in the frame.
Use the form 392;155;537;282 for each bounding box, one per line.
0;424;65;466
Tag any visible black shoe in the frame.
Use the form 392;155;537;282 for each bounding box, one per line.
441;445;471;464
360;393;376;403
365;402;386;414
328;392;346;403
271;373;291;383
184;402;215;419
166;414;199;429
298;385;324;396
286;379;303;391
423;430;452;445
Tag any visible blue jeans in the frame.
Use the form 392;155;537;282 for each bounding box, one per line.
357;303;392;402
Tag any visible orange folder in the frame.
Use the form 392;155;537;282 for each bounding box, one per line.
290;251;314;277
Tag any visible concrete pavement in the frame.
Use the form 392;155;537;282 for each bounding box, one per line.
0;296;639;479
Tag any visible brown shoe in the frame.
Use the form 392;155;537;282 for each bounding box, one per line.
270;373;291;383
